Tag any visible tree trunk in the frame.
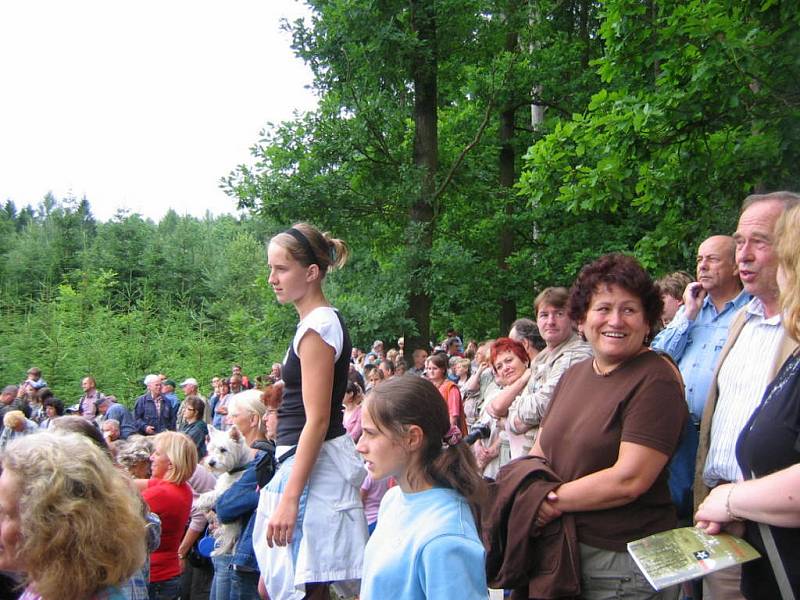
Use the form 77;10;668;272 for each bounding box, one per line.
406;0;438;353
528;1;545;291
498;1;522;333
529;0;545;129
580;0;590;71
498;104;517;333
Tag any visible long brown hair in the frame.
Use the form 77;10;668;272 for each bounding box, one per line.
365;376;486;522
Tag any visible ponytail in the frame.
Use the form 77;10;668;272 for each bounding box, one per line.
428;435;486;523
271;222;349;275
326;234;349;270
365;377;486;521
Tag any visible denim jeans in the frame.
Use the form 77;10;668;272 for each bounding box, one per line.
210;553;233;600
148;575;181;600
230;568;260;600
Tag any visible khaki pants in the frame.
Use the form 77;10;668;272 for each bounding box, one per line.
702;565;745;600
579;543;679;600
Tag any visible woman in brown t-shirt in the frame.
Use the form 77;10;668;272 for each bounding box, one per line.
531;254;688;599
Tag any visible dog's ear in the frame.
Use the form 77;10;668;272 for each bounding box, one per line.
208;425;217;435
228;426;242;442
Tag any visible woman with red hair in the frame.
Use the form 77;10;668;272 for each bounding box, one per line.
472;338;531;477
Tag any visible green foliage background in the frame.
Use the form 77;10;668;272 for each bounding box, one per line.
2;0;798;404
0;199;297;404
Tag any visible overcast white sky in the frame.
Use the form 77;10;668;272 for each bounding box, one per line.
0;0;317;222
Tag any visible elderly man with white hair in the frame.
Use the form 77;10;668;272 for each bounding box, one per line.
133;373;176;435
101;418;121;443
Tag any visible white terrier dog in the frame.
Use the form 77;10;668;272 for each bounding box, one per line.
195;425;252;555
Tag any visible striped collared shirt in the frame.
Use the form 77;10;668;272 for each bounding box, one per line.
703;298;784;486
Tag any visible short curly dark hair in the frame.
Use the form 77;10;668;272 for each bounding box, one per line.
42;396;64;416
568;253;663;339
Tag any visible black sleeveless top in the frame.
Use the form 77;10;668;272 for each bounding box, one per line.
277;308;351;446
736;352;800;599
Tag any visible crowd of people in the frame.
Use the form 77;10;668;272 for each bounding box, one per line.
0;193;798;600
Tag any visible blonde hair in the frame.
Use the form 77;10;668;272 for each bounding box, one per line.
153;431;198;484
227;389;267;434
2;431;147;600
776;204;800;342
271;222;349;275
3;409;25;430
455;357;471;370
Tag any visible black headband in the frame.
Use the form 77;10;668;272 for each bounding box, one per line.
285;227;321;267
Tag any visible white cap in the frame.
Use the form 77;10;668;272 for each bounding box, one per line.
180;378;198;387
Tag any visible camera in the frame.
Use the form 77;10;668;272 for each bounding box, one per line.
464;423;491;445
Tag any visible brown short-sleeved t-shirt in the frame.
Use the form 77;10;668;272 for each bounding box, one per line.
539;351;687;552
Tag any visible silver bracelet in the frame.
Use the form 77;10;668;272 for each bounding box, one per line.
726;485;744;522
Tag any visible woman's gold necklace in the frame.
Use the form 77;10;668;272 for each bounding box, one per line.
592;359;616;377
592;347;650;376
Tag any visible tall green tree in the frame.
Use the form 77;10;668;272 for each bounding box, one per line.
519;0;800;273
225;0;603;342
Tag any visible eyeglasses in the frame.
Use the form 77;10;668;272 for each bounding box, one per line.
184;408;196;413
